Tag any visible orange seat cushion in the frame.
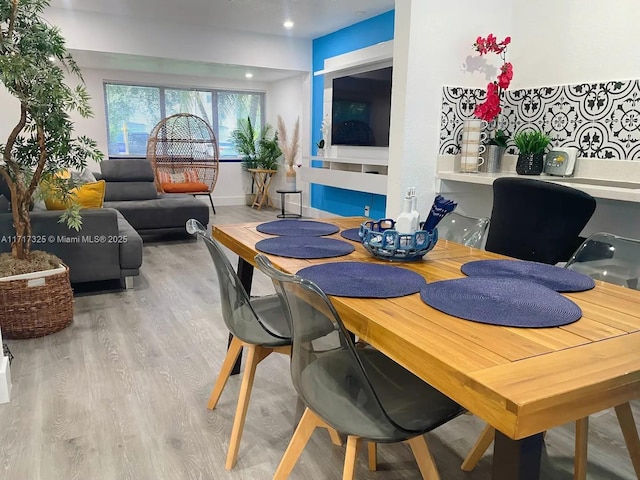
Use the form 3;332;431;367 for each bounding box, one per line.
161;181;209;193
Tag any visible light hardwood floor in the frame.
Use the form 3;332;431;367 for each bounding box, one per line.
1;205;638;480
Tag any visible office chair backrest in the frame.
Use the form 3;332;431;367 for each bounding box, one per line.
485;178;596;264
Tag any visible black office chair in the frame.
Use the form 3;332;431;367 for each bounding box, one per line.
485;178;596;264
255;254;463;479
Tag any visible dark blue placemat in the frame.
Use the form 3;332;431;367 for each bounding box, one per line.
461;259;595;292
256;219;340;237
256;236;355;259
297;262;426;298
420;277;582;328
340;228;362;243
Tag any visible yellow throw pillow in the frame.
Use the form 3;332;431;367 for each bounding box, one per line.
45;180;106;210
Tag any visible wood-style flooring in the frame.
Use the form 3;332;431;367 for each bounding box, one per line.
1;205;638;480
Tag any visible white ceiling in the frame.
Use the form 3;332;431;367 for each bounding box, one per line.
49;0;395;39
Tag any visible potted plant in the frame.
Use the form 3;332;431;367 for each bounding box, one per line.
484;129;509;173
0;0;103;338
232;117;280;205
513;130;551;175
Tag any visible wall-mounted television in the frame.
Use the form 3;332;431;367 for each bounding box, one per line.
331;66;392;147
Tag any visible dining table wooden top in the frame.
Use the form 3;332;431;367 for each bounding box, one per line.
212;217;640;443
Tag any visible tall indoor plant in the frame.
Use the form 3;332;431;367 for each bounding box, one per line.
232;116;280;204
0;0;103;270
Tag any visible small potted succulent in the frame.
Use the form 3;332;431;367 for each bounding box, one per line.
513;130;551;175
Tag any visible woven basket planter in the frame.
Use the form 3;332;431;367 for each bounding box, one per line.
0;265;73;339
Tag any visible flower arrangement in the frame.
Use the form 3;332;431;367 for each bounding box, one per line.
276;115;300;167
473;34;513;122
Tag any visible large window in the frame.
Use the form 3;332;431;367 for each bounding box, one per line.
104;83;264;159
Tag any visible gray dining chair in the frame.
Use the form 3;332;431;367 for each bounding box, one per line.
462;232;640;480
186;219;294;470
255;253;464;480
437;211;490;249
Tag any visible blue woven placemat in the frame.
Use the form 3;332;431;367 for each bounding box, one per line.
297;262;426;298
255;236;355;259
256;219;340;237
420;277;582;328
340;228;362;243
461;259;595;292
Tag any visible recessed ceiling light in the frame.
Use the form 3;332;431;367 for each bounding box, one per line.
355;10;366;16
245;73;253;79
283;20;294;29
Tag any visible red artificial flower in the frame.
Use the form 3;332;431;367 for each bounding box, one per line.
474;82;502;122
497;62;513;89
471;34;513;122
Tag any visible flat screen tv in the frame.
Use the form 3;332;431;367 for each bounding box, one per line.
331;66;392;147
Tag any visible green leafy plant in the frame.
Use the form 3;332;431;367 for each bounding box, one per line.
487;129;509;148
257;134;282;170
0;0;104;264
513;130;551;155
231;117;281;171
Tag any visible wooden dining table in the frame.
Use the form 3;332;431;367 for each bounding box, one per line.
212;217;640;480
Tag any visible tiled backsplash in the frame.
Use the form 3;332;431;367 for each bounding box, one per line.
439;79;640;159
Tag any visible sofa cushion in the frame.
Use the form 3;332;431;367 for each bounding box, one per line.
100;159;155;182
161;181;209;193
115;211;143;271
104;194;209;232
104;182;158;202
45;180;106;210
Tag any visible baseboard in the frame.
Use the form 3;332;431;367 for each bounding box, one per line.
0;356;11;404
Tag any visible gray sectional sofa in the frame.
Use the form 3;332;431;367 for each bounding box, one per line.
99;159;209;236
0;159;210;287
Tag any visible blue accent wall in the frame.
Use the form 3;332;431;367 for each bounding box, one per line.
311;11;394;218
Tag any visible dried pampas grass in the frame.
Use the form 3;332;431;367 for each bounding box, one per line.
277;115;300;167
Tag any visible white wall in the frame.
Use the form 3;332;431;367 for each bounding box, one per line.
387;0;513;217
266;73;311;210
511;0;640;88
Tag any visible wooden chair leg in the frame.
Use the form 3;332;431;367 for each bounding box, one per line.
407;434;440;480
207;336;244;410
273;408;320;480
615;402;640;479
574;417;589;480
225;344;261;470
343;435;362;480
461;424;495;471
367;442;378;471
327;427;343;446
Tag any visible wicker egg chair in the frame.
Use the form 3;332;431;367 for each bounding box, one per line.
147;113;219;213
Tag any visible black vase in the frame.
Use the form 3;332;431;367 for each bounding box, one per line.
516;153;545;175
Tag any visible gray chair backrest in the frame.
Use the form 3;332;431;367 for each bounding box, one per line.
437;211;490;248
566;232;640;290
254;253;411;441
186;219;287;342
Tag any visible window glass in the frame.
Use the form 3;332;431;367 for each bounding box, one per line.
165;89;213;125
104;83;264;159
105;85;161;156
217;92;263;158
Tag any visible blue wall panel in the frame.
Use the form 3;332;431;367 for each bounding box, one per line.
311;11;394;217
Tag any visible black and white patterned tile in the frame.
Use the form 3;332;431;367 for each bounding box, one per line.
439;78;640;160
